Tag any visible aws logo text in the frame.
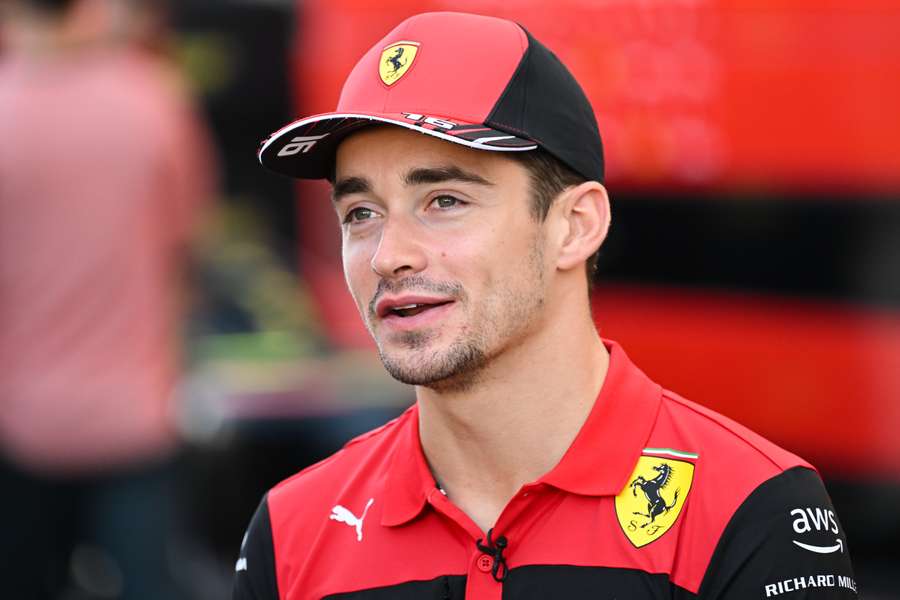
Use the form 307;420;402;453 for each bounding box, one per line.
791;507;838;535
790;506;844;554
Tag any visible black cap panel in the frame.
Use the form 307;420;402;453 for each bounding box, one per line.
486;28;605;183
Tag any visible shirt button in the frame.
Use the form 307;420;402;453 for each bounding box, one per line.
476;554;493;572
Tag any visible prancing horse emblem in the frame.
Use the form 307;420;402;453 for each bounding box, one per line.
379;42;419;86
385;47;406;73
630;463;680;527
615;455;695;548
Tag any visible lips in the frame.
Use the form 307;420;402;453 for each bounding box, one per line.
375;296;454;320
390;303;442;318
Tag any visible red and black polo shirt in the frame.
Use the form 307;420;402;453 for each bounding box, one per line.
234;340;857;599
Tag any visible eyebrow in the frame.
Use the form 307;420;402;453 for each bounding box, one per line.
403;165;494;187
331;176;370;204
332;165;493;204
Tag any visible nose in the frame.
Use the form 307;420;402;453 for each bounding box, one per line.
370;216;427;278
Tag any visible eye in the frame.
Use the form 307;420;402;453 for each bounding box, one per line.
343;206;378;224
430;195;466;210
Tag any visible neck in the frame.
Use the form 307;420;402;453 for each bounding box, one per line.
416;289;609;532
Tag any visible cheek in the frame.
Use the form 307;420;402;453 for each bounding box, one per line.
449;225;514;282
342;239;376;305
456;243;508;310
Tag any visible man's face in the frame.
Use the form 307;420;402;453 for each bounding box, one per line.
333;126;552;391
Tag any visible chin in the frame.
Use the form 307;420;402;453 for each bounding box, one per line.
377;337;488;392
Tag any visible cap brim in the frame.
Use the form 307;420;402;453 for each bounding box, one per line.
258;112;538;179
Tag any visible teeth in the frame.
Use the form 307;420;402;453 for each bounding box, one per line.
394;304;421;310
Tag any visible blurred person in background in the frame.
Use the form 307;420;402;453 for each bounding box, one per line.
0;0;215;598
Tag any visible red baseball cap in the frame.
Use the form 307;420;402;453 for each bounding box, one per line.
258;11;604;182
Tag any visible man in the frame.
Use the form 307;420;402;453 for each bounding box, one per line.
0;0;213;597
235;12;856;600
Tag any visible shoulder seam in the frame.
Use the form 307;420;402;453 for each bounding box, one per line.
660;392;800;473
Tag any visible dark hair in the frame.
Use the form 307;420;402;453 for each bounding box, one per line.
507;149;602;288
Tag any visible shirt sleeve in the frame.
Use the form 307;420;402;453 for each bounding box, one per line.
696;466;858;599
233;494;280;600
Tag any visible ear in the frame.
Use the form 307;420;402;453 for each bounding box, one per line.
554;181;611;272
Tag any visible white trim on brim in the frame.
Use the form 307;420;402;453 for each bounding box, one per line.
258;112;538;168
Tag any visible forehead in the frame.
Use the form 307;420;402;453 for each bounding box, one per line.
334;126;526;184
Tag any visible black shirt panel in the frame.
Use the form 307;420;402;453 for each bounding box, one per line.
502;564;689;600
322;575;466;599
320;568;688;600
233;494;280;600
697;467;857;599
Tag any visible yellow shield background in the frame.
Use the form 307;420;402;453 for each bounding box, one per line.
379;43;419;86
615;456;695;548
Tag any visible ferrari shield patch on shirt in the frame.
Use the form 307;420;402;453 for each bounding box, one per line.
379;42;419;86
616;454;695;548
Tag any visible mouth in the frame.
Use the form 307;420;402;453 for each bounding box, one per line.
385;301;452;318
374;295;456;330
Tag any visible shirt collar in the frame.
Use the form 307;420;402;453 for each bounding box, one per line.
381;403;434;527
538;339;663;496
380;339;662;527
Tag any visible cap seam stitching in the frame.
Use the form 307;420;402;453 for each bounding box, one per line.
518;26;529;132
484;23;532;137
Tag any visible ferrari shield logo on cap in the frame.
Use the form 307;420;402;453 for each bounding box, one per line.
379;42;419;86
615;454;695;548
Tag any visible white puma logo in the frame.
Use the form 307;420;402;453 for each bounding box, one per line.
330;498;374;542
